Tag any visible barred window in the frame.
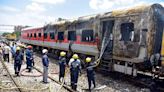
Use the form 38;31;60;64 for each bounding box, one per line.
44;33;48;39
38;33;41;37
68;31;76;41
34;33;37;38
120;23;134;41
58;32;64;40
50;32;55;39
82;30;94;42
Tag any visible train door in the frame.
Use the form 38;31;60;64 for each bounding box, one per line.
101;20;114;60
98;20;114;73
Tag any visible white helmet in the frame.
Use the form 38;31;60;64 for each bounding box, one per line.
42;49;48;54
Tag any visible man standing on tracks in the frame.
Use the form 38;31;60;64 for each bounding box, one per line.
25;45;33;72
42;49;49;83
3;43;10;62
58;51;67;82
85;57;96;91
14;47;23;76
11;43;16;61
69;54;81;91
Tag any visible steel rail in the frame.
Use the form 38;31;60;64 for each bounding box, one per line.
0;58;22;92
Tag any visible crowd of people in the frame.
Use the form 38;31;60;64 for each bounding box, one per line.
0;41;96;91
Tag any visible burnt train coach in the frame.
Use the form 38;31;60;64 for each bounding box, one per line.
21;4;164;78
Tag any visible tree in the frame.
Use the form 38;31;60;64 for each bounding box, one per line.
12;31;21;38
2;32;10;37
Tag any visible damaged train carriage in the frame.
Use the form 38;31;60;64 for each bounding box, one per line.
99;4;164;77
21;4;164;78
21;16;100;60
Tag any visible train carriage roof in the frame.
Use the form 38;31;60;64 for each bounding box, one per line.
102;3;163;18
22;25;43;31
21;3;163;32
111;5;150;16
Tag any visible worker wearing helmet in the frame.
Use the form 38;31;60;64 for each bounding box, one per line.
68;54;81;91
42;49;49;83
58;51;67;82
14;47;23;76
25;45;33;72
85;57;96;90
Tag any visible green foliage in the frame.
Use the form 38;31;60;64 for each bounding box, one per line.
12;31;21;38
2;32;10;36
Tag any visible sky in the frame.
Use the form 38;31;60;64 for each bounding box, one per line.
0;0;164;32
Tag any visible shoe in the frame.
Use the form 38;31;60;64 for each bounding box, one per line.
42;81;49;84
43;82;49;84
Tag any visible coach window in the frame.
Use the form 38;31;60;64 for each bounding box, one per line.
34;33;37;38
58;32;64;40
27;33;29;37
120;23;134;41
30;33;33;38
68;31;76;41
140;29;147;46
50;32;55;39
38;33;41;38
82;30;94;42
44;33;48;39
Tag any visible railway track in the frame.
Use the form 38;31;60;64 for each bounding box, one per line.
99;69;164;92
33;67;75;92
0;54;74;92
34;52;164;92
0;56;22;92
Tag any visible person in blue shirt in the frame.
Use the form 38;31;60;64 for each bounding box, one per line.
11;43;16;60
85;57;96;91
25;45;33;72
58;51;67;82
14;47;23;76
68;54;81;91
42;49;49;83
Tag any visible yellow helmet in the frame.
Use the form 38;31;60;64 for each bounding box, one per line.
72;54;78;59
60;51;66;56
16;47;21;51
86;57;91;63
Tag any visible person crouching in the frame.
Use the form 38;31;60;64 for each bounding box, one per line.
14;47;23;76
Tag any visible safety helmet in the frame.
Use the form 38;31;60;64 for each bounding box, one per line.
86;57;92;63
72;54;78;59
16;47;21;51
42;49;48;54
60;51;66;56
27;45;32;49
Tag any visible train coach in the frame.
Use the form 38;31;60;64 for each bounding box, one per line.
21;4;164;79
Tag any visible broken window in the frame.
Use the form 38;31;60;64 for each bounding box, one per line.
34;33;36;38
38;33;41;38
68;31;76;41
140;29;147;46
120;23;134;41
82;30;94;42
50;32;55;39
133;31;140;42
58;32;64;40
44;33;48;39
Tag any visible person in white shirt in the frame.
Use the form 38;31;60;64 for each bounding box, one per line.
3;44;10;62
